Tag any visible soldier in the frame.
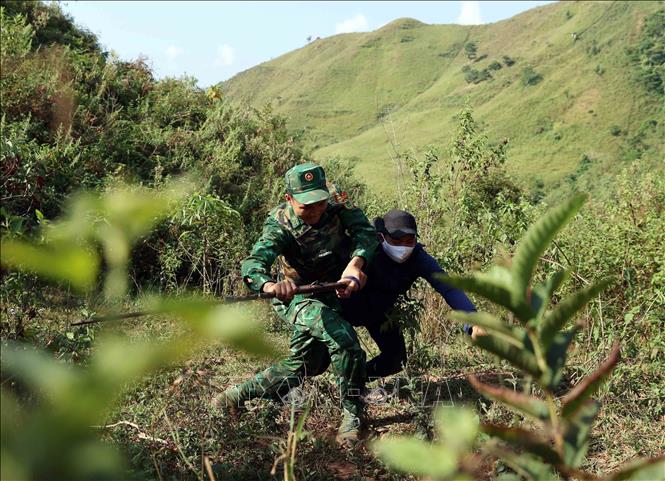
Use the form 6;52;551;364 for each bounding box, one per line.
213;162;377;445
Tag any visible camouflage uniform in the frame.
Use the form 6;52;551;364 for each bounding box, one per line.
235;190;377;416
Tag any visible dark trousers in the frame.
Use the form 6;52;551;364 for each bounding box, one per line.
310;308;408;380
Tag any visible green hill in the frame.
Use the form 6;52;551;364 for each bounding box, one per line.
223;1;664;195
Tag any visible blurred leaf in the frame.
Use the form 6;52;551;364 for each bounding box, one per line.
468;375;550;422
474;333;542;379
0;238;99;290
450;311;526;348
482;424;562;465
496;474;522;481
91;337;192;392
1;345;79;403
539;278;612;349
152;297;279;358
100;179;194;242
562;400;599;468
542;326;580;391
373;437;458;478
487;445;558;481
606;456;665;481
438;272;532;322
511;193;587;302
530;270;569;321
435;407;478;451
562;342;620;419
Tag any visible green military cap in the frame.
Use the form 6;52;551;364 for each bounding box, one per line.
285;163;330;205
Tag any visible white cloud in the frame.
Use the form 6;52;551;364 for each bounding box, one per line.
335;14;368;34
457;1;482;25
215;44;235;67
165;45;184;60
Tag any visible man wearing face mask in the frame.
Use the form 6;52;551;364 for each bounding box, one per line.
339;209;483;379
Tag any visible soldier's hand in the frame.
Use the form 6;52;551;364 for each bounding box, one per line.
263;280;297;302
471;325;487;340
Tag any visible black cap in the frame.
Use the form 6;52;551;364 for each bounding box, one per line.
376;209;417;239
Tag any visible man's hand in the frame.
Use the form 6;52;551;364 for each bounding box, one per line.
471;325;487;340
337;256;367;298
262;280;297;302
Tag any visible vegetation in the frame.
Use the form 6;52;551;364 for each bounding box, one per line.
223;2;664;196
465;41;478;60
521;66;543;87
628;8;664;95
1;2;664;481
373;194;664;480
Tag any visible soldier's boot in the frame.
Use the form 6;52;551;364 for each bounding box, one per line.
335;408;363;446
211;386;245;417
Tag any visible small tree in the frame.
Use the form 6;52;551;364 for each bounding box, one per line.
502;55;516;67
465;41;478;60
522;66;543;86
374;194;665;481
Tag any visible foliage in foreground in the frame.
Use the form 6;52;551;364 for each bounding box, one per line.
373;194;664;481
0;183;277;481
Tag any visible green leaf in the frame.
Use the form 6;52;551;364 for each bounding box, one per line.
1;345;79;403
606;456;665;481
530;270;569;321
512;194;587;303
561;342;620;419
373;437;458;478
201;305;278;357
482;424;562;465
542;326;580;391
487;446;558;481
150;297;279;358
539;278;612;349
561;400;599;468
435;407;478;451
0;239;99;291
474;333;542;379
437;272;532;322
468;375;550;422
449;311;526;348
91;337;191;392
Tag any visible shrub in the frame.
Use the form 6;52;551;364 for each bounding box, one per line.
610;125;622;136
521;65;543;86
464;41;477;60
464;68;492;84
488;60;502;71
628;8;665;96
374;195;665;481
502;55;516;66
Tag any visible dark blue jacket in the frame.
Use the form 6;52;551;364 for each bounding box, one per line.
341;243;476;335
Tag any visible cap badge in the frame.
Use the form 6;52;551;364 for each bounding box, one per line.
304;172;314;181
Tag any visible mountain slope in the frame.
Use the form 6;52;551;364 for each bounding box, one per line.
224;2;664;194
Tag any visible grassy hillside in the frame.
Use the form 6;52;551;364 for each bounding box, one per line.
224;1;664;195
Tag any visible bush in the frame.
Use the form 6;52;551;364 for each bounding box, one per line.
463;68;492;84
610;125;622;136
521;65;543;86
488;60;502;71
628;8;665;96
502;55;516;66
464;41;477;60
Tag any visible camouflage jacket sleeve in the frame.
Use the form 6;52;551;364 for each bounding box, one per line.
337;205;378;265
241;214;289;292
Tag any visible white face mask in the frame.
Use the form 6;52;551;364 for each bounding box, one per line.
382;239;414;263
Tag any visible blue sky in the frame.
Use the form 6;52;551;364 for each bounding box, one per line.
61;1;554;87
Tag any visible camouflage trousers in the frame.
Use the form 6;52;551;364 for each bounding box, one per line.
233;293;366;416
